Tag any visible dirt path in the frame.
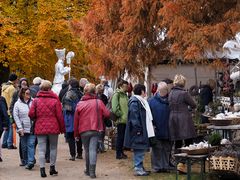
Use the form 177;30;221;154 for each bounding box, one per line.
0;135;138;180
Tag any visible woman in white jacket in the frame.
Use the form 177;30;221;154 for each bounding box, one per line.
14;87;35;170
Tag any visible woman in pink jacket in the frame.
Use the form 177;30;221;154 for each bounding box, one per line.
29;80;65;178
74;83;110;178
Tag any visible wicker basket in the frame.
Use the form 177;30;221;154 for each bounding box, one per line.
210;156;238;172
229;117;240;125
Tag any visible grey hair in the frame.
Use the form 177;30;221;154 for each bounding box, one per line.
32;77;42;85
79;78;89;88
157;82;168;95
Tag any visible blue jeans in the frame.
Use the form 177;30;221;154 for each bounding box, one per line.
2;121;13;147
133;149;145;169
20;134;36;165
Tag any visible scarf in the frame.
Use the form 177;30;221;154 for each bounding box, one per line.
134;95;155;138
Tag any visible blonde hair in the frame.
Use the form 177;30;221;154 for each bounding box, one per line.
96;84;104;93
40;80;52;91
173;74;186;87
84;83;96;94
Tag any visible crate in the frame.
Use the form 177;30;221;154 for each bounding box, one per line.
210;156;238;172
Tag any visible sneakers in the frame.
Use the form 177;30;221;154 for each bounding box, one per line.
134;167;150;176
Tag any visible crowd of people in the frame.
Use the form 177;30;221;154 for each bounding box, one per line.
0;72;203;178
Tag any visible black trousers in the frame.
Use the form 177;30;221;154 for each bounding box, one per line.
66;132;82;157
116;124;126;157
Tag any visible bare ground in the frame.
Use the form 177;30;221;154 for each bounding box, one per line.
0;135;138;180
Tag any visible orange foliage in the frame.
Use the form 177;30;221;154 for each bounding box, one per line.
72;0;169;78
72;0;240;78
159;0;240;61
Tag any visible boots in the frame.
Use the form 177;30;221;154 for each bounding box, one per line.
84;162;90;176
49;165;58;175
40;167;47;178
89;165;96;178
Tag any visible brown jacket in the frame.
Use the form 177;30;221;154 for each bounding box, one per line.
168;86;196;141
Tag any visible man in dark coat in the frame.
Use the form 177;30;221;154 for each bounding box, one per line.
148;82;172;172
29;77;42;98
124;84;151;176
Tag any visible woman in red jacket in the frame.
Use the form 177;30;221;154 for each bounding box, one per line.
74;83;110;178
29;80;65;178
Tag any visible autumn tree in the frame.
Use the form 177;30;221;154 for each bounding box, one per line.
72;0;168;78
73;0;240;78
0;0;94;81
159;0;240;62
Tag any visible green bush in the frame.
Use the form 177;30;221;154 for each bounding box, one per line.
208;132;221;146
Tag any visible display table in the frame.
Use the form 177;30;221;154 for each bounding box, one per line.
207;125;240;141
174;153;208;180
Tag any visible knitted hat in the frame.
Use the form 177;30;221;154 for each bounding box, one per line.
9;73;18;81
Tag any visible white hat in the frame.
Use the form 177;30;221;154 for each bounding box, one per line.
55;48;66;60
33;77;42;85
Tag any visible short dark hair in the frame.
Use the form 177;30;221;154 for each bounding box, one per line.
117;79;128;88
133;84;146;95
69;78;79;89
9;73;18;81
62;80;69;89
19;87;30;101
162;78;173;84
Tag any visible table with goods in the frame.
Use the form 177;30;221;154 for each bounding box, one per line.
174;96;240;179
204;97;240;177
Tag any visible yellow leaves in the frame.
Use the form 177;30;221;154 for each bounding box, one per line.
1;0;92;81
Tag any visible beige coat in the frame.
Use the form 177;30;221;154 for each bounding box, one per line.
1;81;16;115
